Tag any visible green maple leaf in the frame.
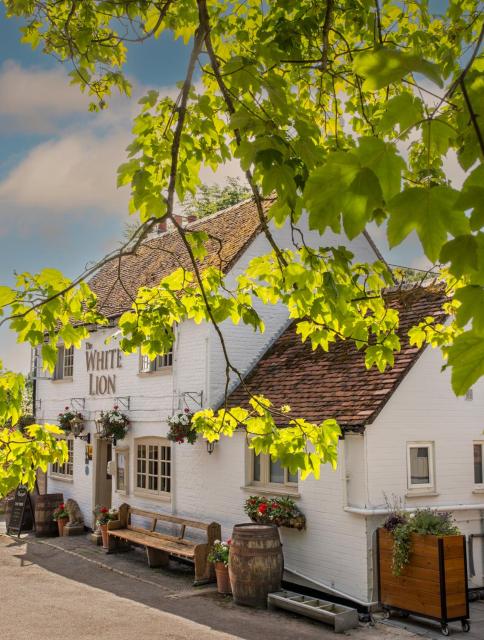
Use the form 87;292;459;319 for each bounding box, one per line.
446;332;484;395
387;186;469;262
455;286;484;334
353;48;443;91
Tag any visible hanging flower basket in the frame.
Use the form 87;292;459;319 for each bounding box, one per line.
96;407;129;441
58;407;84;433
167;410;197;444
244;496;306;530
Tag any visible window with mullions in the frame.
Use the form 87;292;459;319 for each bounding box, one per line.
139;351;173;373
250;451;298;490
53;345;74;379
135;438;171;499
51;438;74;479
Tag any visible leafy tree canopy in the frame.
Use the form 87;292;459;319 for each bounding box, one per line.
183;177;252;219
0;0;483;492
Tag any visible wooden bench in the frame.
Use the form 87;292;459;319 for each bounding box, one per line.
107;503;221;585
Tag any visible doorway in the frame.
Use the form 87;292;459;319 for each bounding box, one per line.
94;438;112;512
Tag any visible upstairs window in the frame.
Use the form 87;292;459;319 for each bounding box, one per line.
139;351;173;373
407;442;435;491
53;345;74;380
474;443;484;485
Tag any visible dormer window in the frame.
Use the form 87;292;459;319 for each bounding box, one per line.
139;351;173;373
53;345;74;380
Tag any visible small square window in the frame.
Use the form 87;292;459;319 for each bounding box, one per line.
407;442;434;491
249;451;298;491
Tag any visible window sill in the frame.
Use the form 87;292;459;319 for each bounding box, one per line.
133;490;171;503
472;487;484;494
49;475;74;483
241;485;300;499
138;368;172;378
51;377;73;383
405;490;439;498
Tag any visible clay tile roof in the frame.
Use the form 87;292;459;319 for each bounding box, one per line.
227;286;447;431
89;198;273;318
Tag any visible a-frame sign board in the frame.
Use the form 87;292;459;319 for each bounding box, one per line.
7;484;35;537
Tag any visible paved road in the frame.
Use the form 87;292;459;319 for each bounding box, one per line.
0;531;418;640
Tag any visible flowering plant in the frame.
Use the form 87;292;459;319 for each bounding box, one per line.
208;539;231;566
244;495;306;530
95;505;118;526
97;406;129;440
52;503;69;521
58;407;84;432
383;508;460;576
167;409;197;444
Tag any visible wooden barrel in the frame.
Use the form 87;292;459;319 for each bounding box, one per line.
35;493;63;537
229;523;283;608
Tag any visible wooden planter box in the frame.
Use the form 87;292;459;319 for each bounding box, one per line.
377;528;470;635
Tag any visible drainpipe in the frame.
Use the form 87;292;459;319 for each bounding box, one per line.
344;503;484;515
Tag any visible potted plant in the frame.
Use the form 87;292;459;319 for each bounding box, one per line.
96;406;129;441
58;407;84;433
167;409;197;444
52;503;69;536
378;508;470;635
208;539;232;594
96;506;118;548
244;496;306;530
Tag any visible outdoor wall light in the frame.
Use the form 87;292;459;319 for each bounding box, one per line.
70;416;91;443
206;441;216;455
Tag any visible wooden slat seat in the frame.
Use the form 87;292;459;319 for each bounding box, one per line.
107;503;221;585
109;529;196;557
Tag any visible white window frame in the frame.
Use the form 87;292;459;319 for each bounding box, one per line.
139;351;173;373
246;449;298;494
50;437;74;481
134;437;171;501
473;442;484;488
53;345;74;380
406;441;435;492
114;447;129;495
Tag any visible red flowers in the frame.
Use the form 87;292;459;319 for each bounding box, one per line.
100;507;108;514
258;503;268;514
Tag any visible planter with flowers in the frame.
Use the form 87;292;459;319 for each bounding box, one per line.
167;409;197;444
244;496;306;530
208;539;232;594
58;407;84;434
378;508;470;635
52;503;69;536
96;406;129;442
95;506;118;548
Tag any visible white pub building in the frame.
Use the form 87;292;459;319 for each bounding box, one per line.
34;199;484;606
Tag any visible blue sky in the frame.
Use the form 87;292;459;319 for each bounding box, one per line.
0;3;464;372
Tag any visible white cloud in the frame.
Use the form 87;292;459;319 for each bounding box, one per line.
0;128;130;214
0;60;91;133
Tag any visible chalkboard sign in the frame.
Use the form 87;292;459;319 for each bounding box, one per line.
7;484;35;537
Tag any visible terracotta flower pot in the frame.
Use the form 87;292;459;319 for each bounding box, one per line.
57;517;68;537
100;524;109;549
215;562;231;594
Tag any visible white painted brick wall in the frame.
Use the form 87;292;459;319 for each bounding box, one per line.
364;345;484;589
37;218;379;603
